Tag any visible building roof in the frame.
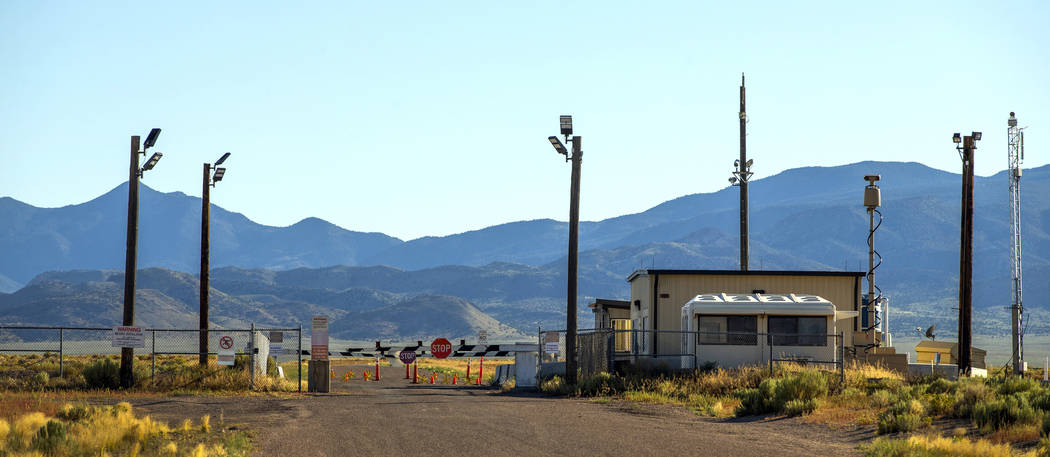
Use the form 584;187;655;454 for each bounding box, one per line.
681;293;837;316
915;340;988;356
627;269;867;283
588;298;630;310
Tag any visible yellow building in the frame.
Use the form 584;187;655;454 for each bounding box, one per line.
626;269;869;362
915;340;987;369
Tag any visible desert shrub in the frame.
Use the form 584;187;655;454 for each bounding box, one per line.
925;393;956;417
926;377;958;395
783;398;820;417
540;376;572;395
954;381;994;418
1041;413;1050;437
974;394;1040;432
28;371;49;389
83;358;120;389
871;389;896;408
57;404;92;423
867;434;1035;457
578;372;626;396
1030;390;1050;412
734;371;829;417
266;356;278;377
31;419;69;453
877;400;929;434
996;376;1041;396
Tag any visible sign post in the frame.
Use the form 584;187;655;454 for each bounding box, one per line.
308;316;331;393
431;338;453;359
400;351;416;379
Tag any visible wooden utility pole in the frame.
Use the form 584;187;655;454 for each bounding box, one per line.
958;135;976;376
199;163;211;366
738;74;749;271
120;135;140;388
566;136;582;386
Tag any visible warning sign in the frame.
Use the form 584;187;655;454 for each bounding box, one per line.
269;331;283;356
311;316;329;360
111;326;145;348
217;334;235;366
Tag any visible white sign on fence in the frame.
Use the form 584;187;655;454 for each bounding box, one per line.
545;342;560;354
217;334;236;366
269;331;283;356
111;326;145;348
478;330;488;346
311;316;329;360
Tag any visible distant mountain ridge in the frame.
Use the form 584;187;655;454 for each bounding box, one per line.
2;161;1049;340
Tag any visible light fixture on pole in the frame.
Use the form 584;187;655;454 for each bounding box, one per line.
121;128;163;388
200;152;231;366
954;131;980;377
547;114;581;386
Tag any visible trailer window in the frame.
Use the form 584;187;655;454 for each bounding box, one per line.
769;316;827;346
698;315;757;345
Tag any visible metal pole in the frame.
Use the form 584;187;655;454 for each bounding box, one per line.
59;328;64;378
958;136;975;376
839;332;845;384
250;323;255;390
566;136;582;386
151;329;156;384
738;73;749;271
200;163;211;366
298;324;302;393
120;135;140;389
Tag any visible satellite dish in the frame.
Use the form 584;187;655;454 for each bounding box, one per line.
925;324;936;340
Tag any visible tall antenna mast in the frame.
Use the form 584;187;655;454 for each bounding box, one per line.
736;73;751;270
1008;112;1025;375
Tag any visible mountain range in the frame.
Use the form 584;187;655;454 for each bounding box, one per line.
1;161;1048;340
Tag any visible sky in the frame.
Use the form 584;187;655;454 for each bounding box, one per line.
1;1;1047;241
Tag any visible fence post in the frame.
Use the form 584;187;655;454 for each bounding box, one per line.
767;333;773;373
151;330;156;384
537;326;542;365
298;324;302;393
839;332;845;384
58;328;64;378
249;323;255;390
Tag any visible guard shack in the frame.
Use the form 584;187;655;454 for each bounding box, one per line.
680;293;855;369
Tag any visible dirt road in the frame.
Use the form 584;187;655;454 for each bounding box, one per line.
126;365;865;457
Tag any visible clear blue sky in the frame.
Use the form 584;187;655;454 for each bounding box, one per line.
2;1;1047;240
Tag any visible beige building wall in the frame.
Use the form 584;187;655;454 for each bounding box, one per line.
628;271;863;356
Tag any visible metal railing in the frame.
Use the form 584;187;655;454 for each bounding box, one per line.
540;328;845;382
0;325;303;390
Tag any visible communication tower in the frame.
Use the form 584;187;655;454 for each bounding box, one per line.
1008;112;1025;375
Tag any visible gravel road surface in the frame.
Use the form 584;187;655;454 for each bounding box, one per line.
125;365;865;457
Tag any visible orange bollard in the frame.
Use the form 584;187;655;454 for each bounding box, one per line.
476;356;484;385
375;359;380;381
430;373;435;384
405;364;411;379
467;358;472;379
413;362;418;384
453;374;457;385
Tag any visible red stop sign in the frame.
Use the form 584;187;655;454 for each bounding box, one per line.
430;338;453;359
398;350;417;364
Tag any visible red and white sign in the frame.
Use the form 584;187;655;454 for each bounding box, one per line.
430;338;453;359
218;335;234;350
398;351;417;365
111;326;145;348
311;316;329;360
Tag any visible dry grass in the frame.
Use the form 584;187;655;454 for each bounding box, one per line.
986;424;1041;444
0;401;251;456
804;390;882;426
865;434;1042;457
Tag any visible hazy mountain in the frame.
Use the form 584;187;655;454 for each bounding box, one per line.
2;161;1048;340
0;184;403;285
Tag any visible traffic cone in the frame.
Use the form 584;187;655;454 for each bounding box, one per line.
330;369;335;379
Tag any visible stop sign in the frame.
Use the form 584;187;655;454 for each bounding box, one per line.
398;350;417;365
430;338;453;359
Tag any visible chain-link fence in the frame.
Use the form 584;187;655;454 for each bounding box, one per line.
0;325;302;390
539;328;844;381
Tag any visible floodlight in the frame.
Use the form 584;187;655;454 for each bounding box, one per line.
728;177;737;184
214;152;231;166
548;136;568;155
864;174;881;184
972;131;982;141
143;128;161;149
560;115;573;136
745;159;753;168
142;152;163;171
212;167;226;182
952;133;961;144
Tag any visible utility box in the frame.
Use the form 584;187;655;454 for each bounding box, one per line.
253;331;270;376
308;359;331;393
